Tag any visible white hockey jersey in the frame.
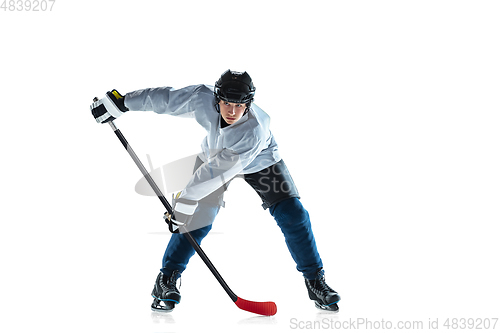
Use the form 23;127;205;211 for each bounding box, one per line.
124;84;281;202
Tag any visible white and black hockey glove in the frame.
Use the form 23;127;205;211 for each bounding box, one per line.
91;89;129;123
164;197;198;233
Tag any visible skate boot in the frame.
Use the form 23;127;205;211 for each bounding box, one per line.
151;270;181;312
305;269;340;312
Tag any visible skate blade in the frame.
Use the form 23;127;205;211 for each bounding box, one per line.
151;298;176;313
314;301;339;313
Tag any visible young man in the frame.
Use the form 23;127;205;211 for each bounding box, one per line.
91;70;341;313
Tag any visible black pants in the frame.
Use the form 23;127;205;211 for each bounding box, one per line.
243;159;300;209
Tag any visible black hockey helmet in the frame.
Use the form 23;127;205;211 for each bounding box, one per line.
214;70;256;105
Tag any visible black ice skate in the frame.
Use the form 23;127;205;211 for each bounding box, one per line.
151;271;181;312
305;269;340;312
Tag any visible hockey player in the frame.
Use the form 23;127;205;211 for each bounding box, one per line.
91;70;341;313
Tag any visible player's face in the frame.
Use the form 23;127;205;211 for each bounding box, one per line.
219;100;246;125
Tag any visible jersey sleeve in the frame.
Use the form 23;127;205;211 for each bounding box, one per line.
124;84;207;118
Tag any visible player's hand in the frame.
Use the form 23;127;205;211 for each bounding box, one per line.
164;198;198;233
91;89;129;123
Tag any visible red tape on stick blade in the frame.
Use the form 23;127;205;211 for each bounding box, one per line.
235;297;277;316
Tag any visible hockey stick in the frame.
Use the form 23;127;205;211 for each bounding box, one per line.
101;115;277;316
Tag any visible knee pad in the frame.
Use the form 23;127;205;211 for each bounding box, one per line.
270;197;310;226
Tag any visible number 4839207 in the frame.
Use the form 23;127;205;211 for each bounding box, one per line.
1;0;56;11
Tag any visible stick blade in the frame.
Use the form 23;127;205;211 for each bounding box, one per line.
235;297;277;316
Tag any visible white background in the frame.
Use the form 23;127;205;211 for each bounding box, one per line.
1;1;499;332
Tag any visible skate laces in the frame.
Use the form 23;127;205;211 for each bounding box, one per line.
312;272;336;296
162;271;182;290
